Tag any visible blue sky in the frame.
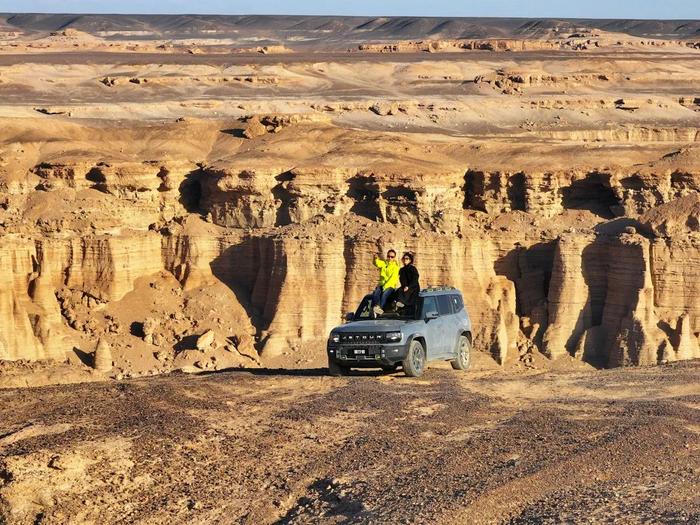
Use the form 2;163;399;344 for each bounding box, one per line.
0;0;698;19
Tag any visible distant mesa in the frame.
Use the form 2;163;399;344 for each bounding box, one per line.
1;14;699;45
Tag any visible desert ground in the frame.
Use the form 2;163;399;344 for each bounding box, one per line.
1;360;699;524
0;13;699;524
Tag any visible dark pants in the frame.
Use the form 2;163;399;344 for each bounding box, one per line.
372;286;395;308
394;286;419;307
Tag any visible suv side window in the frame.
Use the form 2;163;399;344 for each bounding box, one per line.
421;296;439;317
450;294;463;312
437;295;452;315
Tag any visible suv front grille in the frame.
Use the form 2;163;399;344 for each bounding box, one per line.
339;333;385;345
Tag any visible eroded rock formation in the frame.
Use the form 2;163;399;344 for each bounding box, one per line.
3;127;698;372
0;37;699;378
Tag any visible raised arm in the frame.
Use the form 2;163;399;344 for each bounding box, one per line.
373;256;386;269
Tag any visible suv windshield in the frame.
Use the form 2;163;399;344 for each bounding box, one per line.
354;295;438;321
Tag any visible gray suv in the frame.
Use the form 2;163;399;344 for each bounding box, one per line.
327;286;472;377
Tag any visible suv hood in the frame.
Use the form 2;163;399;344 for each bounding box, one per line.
332;319;418;332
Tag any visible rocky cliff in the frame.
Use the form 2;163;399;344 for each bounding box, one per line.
0;41;699;380
1;116;699;375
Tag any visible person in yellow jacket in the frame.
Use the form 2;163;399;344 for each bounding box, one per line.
372;249;400;315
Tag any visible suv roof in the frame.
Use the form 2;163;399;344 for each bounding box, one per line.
419;286;461;296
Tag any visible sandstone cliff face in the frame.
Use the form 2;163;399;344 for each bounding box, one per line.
1;112;699;374
200;167;283;228
1;24;700;382
466;170;700;220
533;227;700;367
198;165;465;232
0;236;57;361
0;233;164;361
188;216;519;363
541;234;597;359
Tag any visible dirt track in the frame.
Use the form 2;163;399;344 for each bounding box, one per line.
1;361;698;524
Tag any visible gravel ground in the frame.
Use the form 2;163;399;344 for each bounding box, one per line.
0;361;698;524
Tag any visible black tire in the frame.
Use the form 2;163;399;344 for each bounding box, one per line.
328;359;349;376
451;335;472;371
403;340;427;377
380;364;399;373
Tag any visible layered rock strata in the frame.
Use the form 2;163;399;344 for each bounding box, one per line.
1;111;699;372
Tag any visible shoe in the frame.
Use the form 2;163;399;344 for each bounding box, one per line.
396;301;405;308
373;305;384;315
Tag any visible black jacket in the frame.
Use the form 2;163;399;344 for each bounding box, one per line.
397;264;420;305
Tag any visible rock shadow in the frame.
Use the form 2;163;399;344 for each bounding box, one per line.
495;240;556;317
174;334;199;353
463;169;480;210
130;321;145;338
209;238;267;350
562;173;619;219
86;165;109;194
272;170;295;226
577;238;611;368
199;366;398;378
219;128;247;138
72;347;93;368
178;168;204;214
347;174;381;220
506;172;526;211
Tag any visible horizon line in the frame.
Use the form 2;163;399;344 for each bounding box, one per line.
2;12;699;22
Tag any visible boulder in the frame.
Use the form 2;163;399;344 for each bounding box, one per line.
93;338;113;373
241;117;267;139
142;317;158;344
196;329;216;351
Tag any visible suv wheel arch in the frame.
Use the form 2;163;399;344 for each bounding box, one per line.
408;334;427;353
450;331;471;355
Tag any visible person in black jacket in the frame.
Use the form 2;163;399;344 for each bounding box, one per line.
395;252;420;309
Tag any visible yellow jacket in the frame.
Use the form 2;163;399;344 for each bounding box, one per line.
374;257;400;290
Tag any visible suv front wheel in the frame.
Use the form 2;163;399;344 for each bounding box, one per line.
451;335;472;371
403;340;426;377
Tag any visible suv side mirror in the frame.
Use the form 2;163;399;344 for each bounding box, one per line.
345;312;355;322
425;311;439;321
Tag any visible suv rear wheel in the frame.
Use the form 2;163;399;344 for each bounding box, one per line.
328;359;349;376
451;335;472;371
403;340;426;377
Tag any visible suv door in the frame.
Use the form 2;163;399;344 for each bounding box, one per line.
451;294;470;335
419;296;444;358
436;295;457;357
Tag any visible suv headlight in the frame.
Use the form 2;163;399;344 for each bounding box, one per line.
385;331;402;343
330;332;340;343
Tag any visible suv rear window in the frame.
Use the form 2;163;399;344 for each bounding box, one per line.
437;295;452;315
450;294;463;312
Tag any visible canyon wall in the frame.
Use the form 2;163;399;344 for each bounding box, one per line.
2;137;699;371
1;42;699;375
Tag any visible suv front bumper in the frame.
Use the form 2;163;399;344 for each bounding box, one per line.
327;341;410;367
